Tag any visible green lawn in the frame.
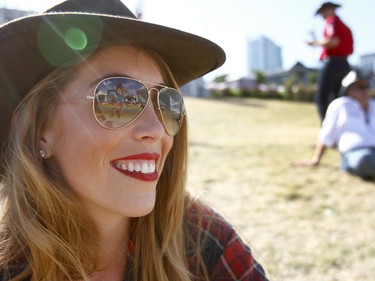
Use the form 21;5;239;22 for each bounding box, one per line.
185;96;375;281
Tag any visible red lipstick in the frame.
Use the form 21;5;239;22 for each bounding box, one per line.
111;153;160;182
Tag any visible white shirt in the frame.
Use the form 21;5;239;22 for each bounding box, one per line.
319;96;375;153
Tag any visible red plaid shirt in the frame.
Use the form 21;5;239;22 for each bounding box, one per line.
185;203;268;281
1;205;268;281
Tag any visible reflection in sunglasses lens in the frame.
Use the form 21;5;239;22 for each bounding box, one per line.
94;78;147;128
159;89;184;135
93;78;184;135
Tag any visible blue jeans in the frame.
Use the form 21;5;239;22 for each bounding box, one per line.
341;148;375;180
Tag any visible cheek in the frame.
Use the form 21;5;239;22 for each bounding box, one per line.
59;103;95;132
49;105;109;169
161;136;174;168
164;135;174;156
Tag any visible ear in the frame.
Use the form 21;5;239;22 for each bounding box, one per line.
38;126;56;159
39;137;52;159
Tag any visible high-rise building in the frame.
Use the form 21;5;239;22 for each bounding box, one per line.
359;53;375;88
247;36;283;74
359;53;375;75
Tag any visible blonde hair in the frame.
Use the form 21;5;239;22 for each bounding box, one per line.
0;45;208;281
0;66;98;281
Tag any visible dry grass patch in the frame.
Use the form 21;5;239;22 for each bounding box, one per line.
185;97;375;281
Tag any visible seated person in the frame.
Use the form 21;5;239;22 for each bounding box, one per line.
299;70;375;180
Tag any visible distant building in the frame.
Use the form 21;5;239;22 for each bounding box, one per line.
181;77;209;98
265;62;318;86
247;36;283;74
227;76;257;90
359;54;375;88
358;54;375;88
359;53;375;74
0;7;32;24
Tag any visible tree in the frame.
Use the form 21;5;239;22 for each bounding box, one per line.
307;73;318;85
213;74;228;83
253;70;266;84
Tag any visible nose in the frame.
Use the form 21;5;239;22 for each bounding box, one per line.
131;96;166;140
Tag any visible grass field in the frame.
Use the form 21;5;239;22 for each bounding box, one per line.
184;96;375;281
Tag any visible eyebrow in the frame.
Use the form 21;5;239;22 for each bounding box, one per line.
88;73;132;89
89;74;168;90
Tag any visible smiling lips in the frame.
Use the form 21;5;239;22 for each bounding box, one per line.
115;160;156;174
111;153;160;181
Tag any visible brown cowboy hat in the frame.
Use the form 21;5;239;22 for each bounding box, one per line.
315;2;341;15
0;0;225;165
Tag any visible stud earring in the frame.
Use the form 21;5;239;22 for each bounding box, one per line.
39;149;47;158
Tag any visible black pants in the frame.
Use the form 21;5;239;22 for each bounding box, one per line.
316;57;351;121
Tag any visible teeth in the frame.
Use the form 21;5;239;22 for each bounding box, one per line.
115;160;156;174
128;162;135;172
141;162;149;173
150;162;155;173
135;163;141;172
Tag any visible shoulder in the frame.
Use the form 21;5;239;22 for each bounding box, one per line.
326;15;349;32
185;201;268;280
328;96;351;110
327;15;342;24
326;97;357;119
185;201;235;247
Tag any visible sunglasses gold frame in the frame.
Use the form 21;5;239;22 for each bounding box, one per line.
62;77;186;136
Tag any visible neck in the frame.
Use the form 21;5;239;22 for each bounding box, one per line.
92;215;131;281
359;99;369;112
99;217;129;261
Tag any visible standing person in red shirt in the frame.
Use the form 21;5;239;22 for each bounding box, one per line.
308;2;353;121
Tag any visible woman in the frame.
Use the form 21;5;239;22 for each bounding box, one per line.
299;70;375;180
0;0;268;280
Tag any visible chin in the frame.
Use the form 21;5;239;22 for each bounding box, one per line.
126;200;156;218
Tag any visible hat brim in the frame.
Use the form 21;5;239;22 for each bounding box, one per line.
315;3;341;15
0;12;225;108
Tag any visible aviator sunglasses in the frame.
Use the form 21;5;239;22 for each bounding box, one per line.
63;77;186;136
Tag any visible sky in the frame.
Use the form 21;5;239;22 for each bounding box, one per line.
4;0;375;81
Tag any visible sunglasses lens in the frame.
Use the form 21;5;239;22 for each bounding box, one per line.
93;77;185;135
158;89;185;135
94;78;148;128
